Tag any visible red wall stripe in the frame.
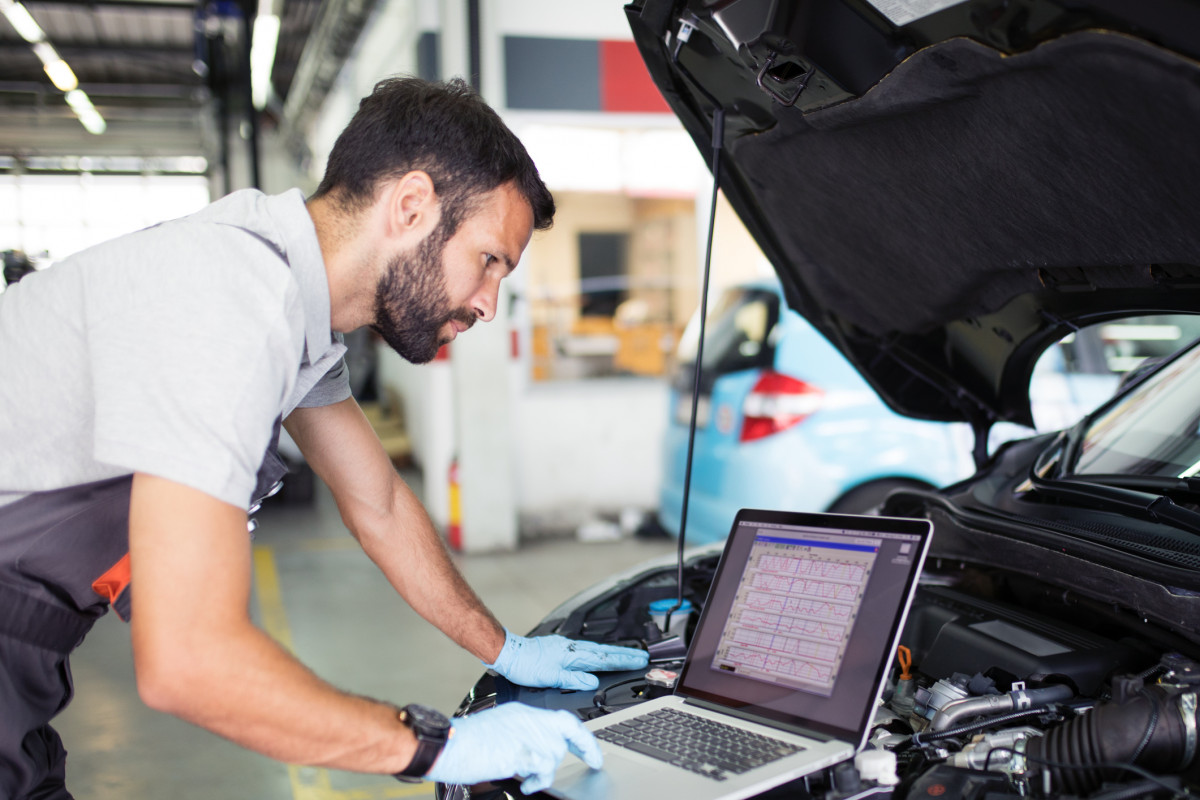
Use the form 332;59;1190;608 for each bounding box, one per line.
599;39;670;113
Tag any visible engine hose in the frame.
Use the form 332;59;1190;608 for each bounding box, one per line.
1131;688;1163;764
912;707;1058;746
931;685;1076;732
1026;687;1197;796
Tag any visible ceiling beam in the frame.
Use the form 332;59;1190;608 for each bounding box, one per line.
0;80;205;99
0;41;193;58
0;117;211;158
22;0;197;10
280;0;377;160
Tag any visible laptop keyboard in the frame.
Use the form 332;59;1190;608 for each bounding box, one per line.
595;708;803;781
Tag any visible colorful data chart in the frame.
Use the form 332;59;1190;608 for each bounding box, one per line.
712;534;879;694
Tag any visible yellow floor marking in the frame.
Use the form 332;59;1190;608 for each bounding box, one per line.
253;545;434;800
287;765;433;799
253;545;296;654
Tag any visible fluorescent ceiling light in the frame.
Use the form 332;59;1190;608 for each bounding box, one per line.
64;88;92;113
77;108;106;135
0;0;45;43
31;40;56;64
65;89;106;135
250;13;280;109
42;57;78;92
4;0;94;131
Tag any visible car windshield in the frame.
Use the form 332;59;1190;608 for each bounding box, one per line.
1067;339;1200;480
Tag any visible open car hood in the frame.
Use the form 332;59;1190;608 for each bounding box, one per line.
626;0;1200;431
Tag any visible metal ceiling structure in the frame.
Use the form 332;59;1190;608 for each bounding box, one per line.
0;0;378;178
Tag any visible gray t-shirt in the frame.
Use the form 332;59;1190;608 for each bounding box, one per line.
0;188;350;509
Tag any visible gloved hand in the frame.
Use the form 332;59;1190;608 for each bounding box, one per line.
425;702;602;794
485;630;649;691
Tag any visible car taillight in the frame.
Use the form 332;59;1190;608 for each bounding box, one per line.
740;371;825;442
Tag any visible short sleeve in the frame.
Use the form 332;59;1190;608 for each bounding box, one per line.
296;354;353;408
85;224;304;508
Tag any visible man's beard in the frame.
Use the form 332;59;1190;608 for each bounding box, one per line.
371;229;476;364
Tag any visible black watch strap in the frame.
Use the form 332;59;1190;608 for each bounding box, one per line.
394;704;450;783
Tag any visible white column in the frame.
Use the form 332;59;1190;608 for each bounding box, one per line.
442;0;519;551
438;0;470;81
450;288;519;552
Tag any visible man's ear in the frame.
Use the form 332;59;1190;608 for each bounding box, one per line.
386;170;440;237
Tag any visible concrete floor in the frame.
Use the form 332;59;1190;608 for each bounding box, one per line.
53;474;677;800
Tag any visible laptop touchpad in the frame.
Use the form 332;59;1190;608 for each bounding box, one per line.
551;752;662;800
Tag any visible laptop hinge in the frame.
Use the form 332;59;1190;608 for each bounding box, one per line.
681;697;838;742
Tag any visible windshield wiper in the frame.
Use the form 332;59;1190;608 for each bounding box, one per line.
1027;470;1200;536
1062;473;1200;500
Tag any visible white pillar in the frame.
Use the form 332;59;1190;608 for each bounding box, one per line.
441;0;519;551
438;0;470;81
450;289;519;552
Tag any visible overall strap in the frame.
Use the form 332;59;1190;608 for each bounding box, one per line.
0;583;95;654
0;476;133;624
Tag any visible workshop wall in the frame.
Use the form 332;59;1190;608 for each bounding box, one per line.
304;0;753;547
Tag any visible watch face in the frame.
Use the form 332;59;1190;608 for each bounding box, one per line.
403;704;450;733
395;703;450;782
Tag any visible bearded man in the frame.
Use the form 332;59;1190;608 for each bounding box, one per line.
0;76;647;800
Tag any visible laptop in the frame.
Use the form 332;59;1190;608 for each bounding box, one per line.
546;507;932;800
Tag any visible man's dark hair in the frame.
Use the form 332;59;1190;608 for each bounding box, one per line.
313;76;554;236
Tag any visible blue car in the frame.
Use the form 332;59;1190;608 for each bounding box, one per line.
658;280;975;544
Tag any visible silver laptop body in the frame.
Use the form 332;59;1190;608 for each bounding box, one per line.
547;508;932;800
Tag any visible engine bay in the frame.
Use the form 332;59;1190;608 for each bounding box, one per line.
439;550;1200;800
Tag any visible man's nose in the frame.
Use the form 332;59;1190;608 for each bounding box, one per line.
471;276;501;323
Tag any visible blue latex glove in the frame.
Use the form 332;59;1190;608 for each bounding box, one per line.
485;630;649;691
426;702;602;794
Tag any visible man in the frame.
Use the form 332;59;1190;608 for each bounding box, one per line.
0;76;647;799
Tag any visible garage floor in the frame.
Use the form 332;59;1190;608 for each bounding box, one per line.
52;473;677;800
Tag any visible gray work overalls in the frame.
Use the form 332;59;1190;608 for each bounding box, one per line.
0;422;287;800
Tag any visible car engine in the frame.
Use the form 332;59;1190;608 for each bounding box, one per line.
437;551;1200;800
877;575;1200;800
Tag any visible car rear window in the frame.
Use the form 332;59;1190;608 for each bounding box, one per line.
674;286;780;391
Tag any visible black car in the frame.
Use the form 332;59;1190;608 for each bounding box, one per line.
440;1;1200;798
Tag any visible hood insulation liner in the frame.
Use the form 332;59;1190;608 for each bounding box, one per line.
728;31;1200;422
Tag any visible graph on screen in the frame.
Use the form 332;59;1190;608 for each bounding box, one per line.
711;531;879;695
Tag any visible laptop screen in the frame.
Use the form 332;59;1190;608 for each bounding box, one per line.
675;509;931;745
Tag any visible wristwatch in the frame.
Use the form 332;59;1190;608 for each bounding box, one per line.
393;704;451;782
